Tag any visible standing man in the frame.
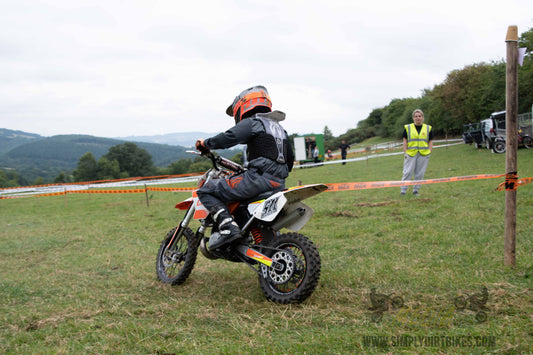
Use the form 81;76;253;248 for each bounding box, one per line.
339;140;350;165
400;109;433;196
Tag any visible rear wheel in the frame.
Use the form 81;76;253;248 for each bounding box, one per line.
156;227;198;285
454;296;467;310
258;232;321;304
493;140;505;154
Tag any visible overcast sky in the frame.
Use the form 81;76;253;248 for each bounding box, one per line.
1;0;532;139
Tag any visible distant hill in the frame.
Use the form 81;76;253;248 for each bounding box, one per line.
116;131;216;147
0;128;44;155
0;129;236;183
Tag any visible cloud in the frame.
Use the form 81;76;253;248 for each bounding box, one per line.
0;0;532;138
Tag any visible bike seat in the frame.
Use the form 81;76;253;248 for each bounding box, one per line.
243;190;278;204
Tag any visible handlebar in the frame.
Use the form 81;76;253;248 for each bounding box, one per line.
215;155;244;174
186;150;244;174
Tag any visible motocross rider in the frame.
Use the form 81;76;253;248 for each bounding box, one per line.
195;85;294;250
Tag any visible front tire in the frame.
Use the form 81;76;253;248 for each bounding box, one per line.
258;232;321;304
156;227;198;285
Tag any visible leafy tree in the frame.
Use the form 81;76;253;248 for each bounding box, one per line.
53;172;71;184
103;142;156;178
230;152;243;165
519;27;533;114
0;170;8;187
0;169;29;187
323;126;334;142
381;98;414;138
188;156;212;173
166;158;192;175
97;157;121;180
73;152;98;182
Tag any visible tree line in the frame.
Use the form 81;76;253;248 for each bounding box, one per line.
323;27;533;151
57;143;243;184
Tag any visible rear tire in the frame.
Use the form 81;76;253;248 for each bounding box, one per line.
522;136;532;149
156;227;198;285
258;232;321;304
493;140;505;154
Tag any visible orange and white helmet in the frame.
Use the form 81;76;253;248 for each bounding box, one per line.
226;85;272;124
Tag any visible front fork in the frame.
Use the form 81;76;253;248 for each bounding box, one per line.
166;204;196;249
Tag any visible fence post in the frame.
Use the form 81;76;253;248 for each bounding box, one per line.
145;184;150;208
504;25;518;267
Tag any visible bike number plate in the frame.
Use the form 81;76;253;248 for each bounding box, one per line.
252;193;287;222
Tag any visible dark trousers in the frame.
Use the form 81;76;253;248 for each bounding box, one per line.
197;169;285;211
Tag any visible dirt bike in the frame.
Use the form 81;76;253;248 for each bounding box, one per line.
454;287;489;323
156;150;327;304
368;288;404;322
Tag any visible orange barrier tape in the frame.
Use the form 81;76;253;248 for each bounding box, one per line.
496;176;533;191
0;172;203;190
147;187;196;192
325;174;506;191
0;186;196;199
68;187;196;194
2;174;532;200
69;189;147;194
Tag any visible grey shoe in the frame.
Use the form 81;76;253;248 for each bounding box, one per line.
209;207;242;250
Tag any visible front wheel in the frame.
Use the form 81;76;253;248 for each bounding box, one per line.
258;232;321;304
522;136;532;149
493;140;505;154
156;227;198;285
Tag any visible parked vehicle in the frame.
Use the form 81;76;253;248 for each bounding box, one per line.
156;150;326;304
462;123;484;148
492;136;506;154
293;134;325;165
492;127;533;153
483;111;506;149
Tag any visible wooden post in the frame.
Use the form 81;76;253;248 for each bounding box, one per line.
144;184;150;208
504;25;518;267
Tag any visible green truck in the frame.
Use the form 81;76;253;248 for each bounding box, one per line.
293;134;325;165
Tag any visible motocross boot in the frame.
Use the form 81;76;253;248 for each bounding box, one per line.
209;206;242;250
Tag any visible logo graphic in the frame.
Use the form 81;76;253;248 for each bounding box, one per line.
269;180;281;188
368;287;404;322
261;196;280;218
227;176;243;189
453;287;489;323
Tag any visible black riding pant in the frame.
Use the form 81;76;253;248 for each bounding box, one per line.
197;169;285;211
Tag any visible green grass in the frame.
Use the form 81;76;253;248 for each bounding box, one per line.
1;144;532;354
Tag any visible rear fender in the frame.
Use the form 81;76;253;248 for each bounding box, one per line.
249;184;327;223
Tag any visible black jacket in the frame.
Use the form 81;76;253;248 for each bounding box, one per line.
205;111;294;179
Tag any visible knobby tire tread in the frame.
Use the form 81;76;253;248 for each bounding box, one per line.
258;232;321;304
156;227;198;286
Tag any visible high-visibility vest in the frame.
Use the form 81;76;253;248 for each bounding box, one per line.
405;123;432;156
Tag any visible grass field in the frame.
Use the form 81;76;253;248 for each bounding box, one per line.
1;143;532;354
